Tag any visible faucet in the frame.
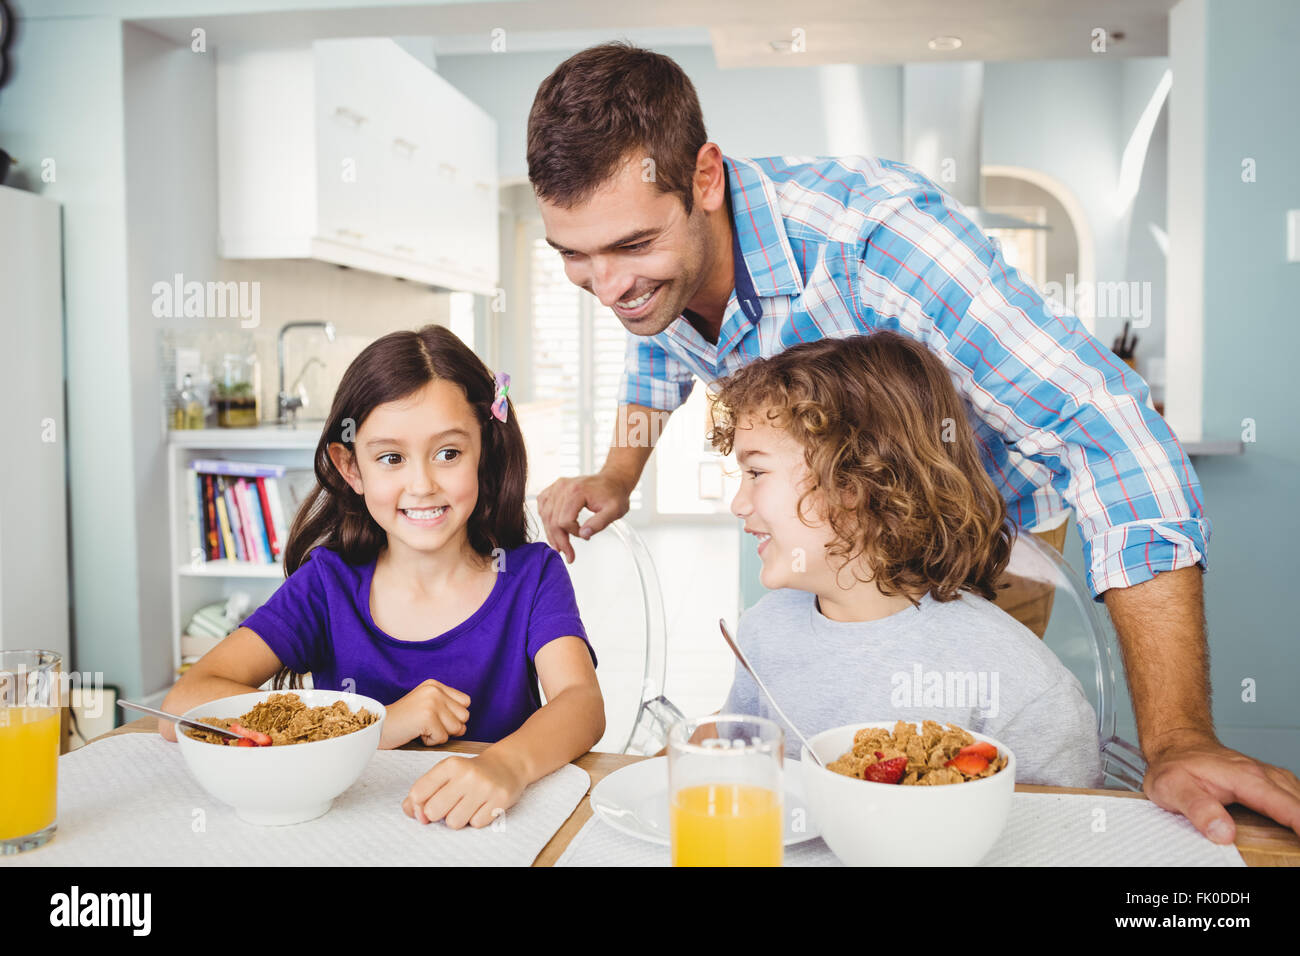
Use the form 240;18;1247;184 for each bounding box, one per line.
277;321;336;424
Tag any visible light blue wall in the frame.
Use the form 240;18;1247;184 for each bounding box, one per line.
1193;0;1300;772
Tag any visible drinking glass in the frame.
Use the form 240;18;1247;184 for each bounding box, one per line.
1;650;62;853
668;714;783;866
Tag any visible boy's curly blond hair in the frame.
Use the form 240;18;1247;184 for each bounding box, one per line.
707;331;1014;603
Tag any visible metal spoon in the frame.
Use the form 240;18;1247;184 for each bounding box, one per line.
718;619;823;767
118;699;247;742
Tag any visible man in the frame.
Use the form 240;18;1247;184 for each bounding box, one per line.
528;43;1300;843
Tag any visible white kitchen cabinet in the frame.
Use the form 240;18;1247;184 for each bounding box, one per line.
218;39;498;294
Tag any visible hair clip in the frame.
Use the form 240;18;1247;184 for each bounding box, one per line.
491;371;510;423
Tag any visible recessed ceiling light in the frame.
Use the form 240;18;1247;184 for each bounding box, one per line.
928;35;963;52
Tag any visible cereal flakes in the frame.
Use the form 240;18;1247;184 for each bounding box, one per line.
184;692;376;746
826;720;1007;785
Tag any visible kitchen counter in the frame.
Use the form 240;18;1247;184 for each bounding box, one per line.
167;424;324;450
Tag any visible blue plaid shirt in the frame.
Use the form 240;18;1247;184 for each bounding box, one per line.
619;154;1210;599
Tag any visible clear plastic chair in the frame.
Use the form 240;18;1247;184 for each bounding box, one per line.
1005;531;1148;791
524;501;685;755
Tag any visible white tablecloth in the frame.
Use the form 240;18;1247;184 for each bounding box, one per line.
556;791;1249;866
3;734;589;867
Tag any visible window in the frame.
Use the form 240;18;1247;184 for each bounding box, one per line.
527;228;642;509
983;205;1048;288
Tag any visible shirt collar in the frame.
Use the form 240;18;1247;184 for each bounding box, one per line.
723;155;805;301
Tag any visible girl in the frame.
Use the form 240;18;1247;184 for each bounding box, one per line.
161;325;605;829
707;330;1103;788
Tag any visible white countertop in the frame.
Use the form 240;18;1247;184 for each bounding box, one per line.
167;424;323;450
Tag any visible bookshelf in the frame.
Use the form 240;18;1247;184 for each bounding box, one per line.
166;427;319;678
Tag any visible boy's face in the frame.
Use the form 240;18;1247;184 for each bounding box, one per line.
329;379;482;560
728;411;839;592
537;148;721;337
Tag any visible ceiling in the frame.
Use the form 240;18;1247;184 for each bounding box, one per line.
134;0;1178;63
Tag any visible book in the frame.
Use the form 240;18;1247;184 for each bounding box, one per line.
263;477;290;550
215;492;236;560
255;477;281;560
203;474;220;560
189;459;288;479
186;469;204;566
222;479;247;561
237;478;271;563
234;479;257;562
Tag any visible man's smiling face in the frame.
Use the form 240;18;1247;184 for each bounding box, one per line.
537;150;717;337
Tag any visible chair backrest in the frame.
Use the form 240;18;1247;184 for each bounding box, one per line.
524;501;681;754
1007;531;1147;790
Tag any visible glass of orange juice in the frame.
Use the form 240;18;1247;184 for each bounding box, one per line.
1;650;62;854
668;714;783;867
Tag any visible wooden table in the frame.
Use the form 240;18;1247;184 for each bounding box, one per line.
92;718;1300;866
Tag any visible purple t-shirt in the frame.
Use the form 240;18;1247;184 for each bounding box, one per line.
241;541;596;743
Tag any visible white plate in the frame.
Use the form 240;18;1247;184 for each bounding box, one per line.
589;757;820;846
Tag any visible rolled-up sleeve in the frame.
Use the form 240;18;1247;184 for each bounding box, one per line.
852;183;1210;599
618;332;697;412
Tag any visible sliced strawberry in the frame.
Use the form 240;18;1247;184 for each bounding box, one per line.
863;756;908;784
230;722;272;747
874;751;885;760
235;738;254;747
946;753;990;775
958;741;998;761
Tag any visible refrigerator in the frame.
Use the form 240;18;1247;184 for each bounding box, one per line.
0;185;69;662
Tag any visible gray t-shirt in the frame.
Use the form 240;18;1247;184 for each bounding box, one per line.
722;587;1104;788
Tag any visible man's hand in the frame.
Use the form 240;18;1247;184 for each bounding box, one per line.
1103;565;1300;843
402;751;528;829
380;679;471;749
1141;730;1300;844
537;473;631;563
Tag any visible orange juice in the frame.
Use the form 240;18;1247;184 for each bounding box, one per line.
670;783;782;866
0;707;60;840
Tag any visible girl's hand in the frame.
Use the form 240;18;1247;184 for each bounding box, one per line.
402;751;527;829
380;679;471;749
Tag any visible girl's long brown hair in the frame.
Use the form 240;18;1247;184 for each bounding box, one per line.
707;331;1014;605
271;324;529;689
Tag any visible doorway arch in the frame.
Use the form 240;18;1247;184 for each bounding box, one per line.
982;165;1097;334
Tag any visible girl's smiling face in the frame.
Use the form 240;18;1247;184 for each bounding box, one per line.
328;379;482;558
728;411;838;592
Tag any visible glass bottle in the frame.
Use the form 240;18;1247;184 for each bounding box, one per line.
172;374;204;430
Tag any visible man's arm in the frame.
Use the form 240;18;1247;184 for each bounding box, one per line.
1104;566;1213;759
1104;567;1300;844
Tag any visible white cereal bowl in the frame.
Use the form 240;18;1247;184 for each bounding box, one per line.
801;721;1015;866
175;690;386;826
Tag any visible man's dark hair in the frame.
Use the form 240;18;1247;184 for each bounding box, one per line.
527;42;708;213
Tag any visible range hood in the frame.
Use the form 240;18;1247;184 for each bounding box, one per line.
902;62;1048;231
